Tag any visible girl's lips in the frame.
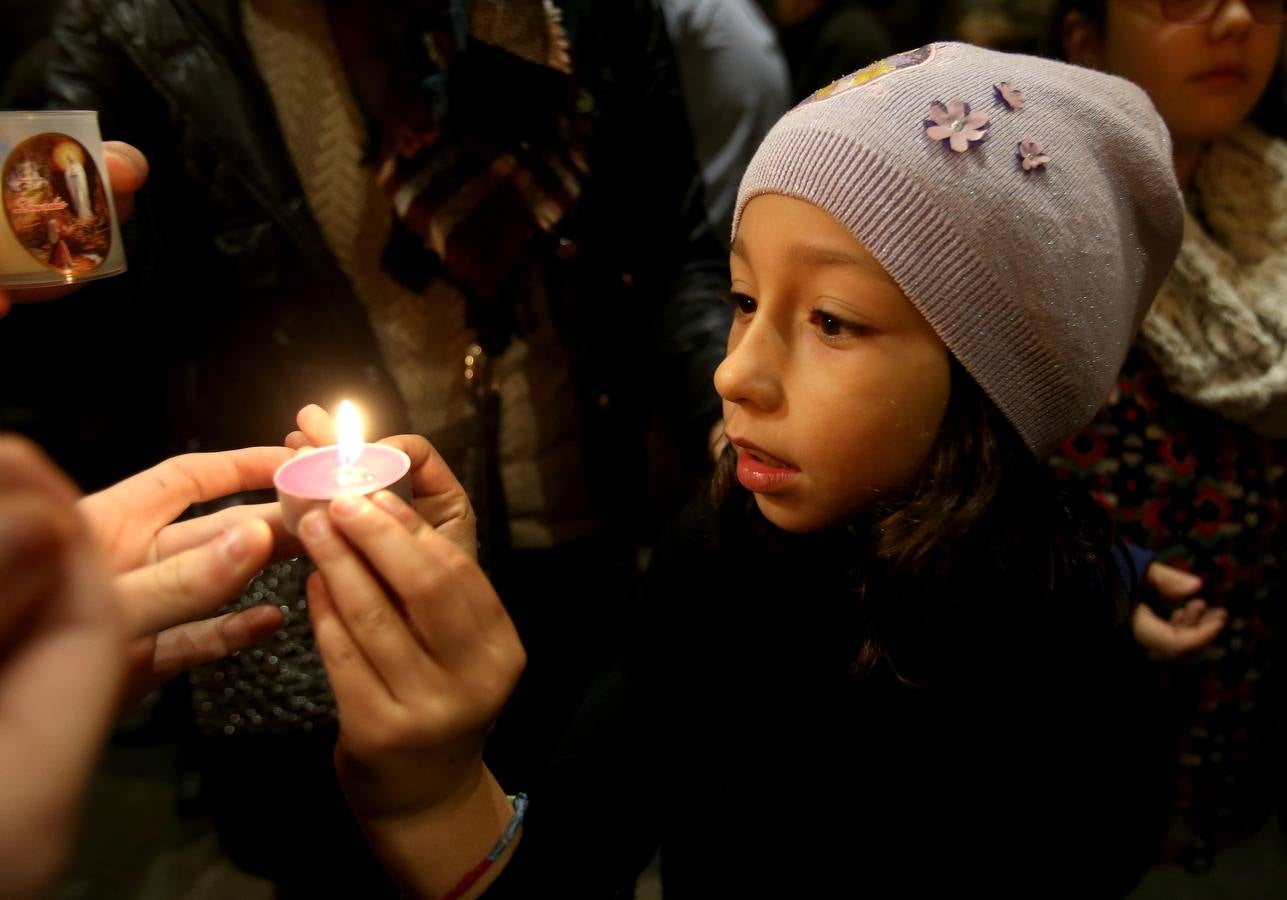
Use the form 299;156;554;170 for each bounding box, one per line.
1192;67;1247;86
727;435;793;468
736;449;799;494
742;444;792;468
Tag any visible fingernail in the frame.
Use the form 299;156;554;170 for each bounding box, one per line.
299;511;332;540
332;493;364;518
371;491;401;514
220;525;248;563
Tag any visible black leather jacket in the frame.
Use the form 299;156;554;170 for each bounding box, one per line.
31;0;729;521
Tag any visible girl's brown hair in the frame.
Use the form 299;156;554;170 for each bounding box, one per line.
712;359;1128;682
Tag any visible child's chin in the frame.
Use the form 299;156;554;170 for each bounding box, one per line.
754;490;879;534
753;494;826;535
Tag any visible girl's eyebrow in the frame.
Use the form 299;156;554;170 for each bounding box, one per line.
731;237;880;274
783;243;872;271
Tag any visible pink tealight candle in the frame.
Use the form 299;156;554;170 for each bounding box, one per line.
274;401;413;535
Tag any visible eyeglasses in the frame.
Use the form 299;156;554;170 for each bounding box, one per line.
1158;0;1287;25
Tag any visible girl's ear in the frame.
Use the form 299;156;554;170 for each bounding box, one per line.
1061;11;1104;69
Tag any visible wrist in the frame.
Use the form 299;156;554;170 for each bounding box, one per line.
337;739;487;822
357;765;519;899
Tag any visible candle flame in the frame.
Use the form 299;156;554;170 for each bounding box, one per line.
336;400;364;467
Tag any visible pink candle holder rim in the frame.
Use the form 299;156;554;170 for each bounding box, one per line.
274;443;412;501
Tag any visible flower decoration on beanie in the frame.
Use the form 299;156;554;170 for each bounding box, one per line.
734;43;1184;458
924;100;990;152
1017;139;1050;171
994;81;1024;111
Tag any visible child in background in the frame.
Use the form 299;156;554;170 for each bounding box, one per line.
1050;0;1287;870
295;43;1186;897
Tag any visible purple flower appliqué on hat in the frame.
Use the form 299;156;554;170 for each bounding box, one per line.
924;99;990;153
994;82;1024;111
1017;139;1051;171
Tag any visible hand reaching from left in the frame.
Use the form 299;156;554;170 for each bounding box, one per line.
0;437;124;898
77;445;295;707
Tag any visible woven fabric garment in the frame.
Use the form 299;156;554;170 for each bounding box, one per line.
1141;123;1287;438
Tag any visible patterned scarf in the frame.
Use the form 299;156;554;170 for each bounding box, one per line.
1140;124;1287;438
330;0;588;348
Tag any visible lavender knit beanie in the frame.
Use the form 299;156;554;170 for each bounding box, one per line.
733;43;1184;458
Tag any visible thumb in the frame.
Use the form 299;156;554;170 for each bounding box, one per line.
1146;562;1203;603
103;141;149;221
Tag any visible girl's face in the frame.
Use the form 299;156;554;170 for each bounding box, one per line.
1070;1;1282;146
716;195;951;534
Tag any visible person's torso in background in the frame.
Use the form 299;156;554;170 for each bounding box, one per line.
1050;346;1286;862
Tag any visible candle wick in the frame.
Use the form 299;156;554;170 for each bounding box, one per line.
335;463;375;491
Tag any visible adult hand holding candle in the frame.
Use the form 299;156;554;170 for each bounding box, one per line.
275;401;413;536
284;403;478;558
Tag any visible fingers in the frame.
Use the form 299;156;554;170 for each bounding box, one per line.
287;409;467;517
370;490;430;536
150;502;300;562
1201;605;1228;631
1133;599;1229;661
324;493;496;661
103;141;148;221
104;141;149;183
80;446;293;555
1170;598;1208;628
374;435;477;557
145;604;284;686
1185;607;1228;650
1165;601;1228;656
297;508;436;700
1145;561;1203;603
378;434;468;505
112;518;274;639
1171;598;1227;629
307;573;398;726
296;404;338;447
285;409;476;556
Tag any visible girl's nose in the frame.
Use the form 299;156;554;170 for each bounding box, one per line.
714;315;785;412
1209;0;1256;40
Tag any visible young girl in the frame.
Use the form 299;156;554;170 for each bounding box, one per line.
292;43;1185;896
1049;0;1287;870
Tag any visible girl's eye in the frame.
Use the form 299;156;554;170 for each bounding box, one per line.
813;311;844;337
729;292;756;316
808;309;864;339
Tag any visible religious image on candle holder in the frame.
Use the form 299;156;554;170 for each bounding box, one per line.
0;111;126;287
